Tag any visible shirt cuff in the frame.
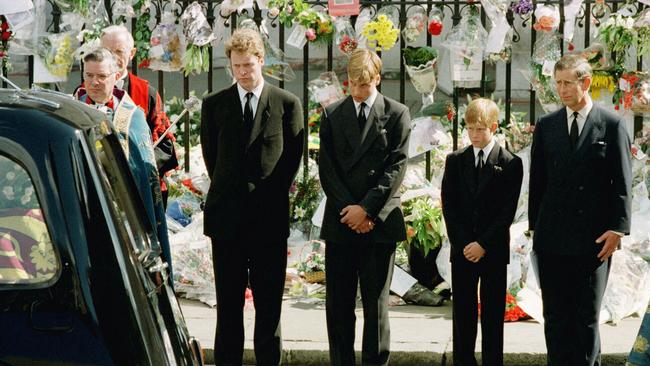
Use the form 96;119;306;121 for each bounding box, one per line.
610;230;625;237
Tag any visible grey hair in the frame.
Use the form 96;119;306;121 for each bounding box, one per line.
100;24;135;49
82;47;119;73
554;53;592;80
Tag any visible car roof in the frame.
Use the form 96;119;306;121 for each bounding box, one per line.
0;88;107;131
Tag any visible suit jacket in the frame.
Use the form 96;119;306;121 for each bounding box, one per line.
528;104;632;256
200;83;304;241
318;94;410;243
441;144;523;264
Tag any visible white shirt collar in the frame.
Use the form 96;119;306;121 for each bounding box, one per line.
353;88;379;114
115;71;128;90
237;80;265;102
473;138;496;165
566;97;593;134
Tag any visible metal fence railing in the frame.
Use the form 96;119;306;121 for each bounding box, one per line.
1;0;647;178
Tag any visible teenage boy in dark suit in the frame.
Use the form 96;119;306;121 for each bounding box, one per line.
319;48;411;366
441;98;523;366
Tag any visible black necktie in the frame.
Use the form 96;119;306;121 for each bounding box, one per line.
243;92;254;139
358;102;367;131
476;149;484;185
570;111;579;150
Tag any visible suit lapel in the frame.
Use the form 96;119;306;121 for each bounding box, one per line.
566;106;604;173
348;95;388;170
247;84;271;150
476;144;501;196
340;96;361;148
462;147;477;196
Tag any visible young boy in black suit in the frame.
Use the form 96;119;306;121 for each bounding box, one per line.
319;48;411;366
441;98;523;366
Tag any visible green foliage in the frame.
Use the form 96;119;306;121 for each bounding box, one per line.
289;160;321;224
134;0;152;68
402;197;445;256
403;46;438;67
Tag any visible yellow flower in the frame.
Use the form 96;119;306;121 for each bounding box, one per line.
362;15;399;51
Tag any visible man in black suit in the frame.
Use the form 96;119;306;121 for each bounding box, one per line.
529;54;632;366
319;49;410;366
441;98;523;366
200;28;304;366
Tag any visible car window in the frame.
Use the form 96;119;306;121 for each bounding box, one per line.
0;155;58;284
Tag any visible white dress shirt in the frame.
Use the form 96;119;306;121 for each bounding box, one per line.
473;138;496;167
352;88;379;121
237;81;265;119
565;97;593;136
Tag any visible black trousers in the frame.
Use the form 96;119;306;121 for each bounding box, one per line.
325;241;396;366
536;252;610;366
451;257;507;366
211;236;287;366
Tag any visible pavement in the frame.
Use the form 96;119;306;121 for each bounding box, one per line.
180;295;643;366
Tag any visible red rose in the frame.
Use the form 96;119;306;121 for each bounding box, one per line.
568;43;575;51
1;31;10;41
428;21;443;36
1;22;8;31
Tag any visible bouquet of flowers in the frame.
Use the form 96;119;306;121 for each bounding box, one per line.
289;159;321;232
526;5;561;112
631;72;650;115
598;13;636;56
403;46;438;108
427;7;443;36
362;5;400;51
53;0;89;17
148;10;185;72
402;6;427;44
297;250;326;283
180;2;214;76
403;197;445;257
510;0;533;16
480;0;514;63
333;17;357;55
268;0;334;46
38;32;79;78
503;290;529;321
590;70;617;101
444;4;487;88
1;17;12;70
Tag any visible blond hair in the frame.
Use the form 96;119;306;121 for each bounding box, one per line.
348;49;382;83
465;98;499;128
225;28;265;59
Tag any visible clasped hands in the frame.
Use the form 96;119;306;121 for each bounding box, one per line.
340;205;374;234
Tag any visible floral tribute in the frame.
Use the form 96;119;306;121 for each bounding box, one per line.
268;0;334;45
134;0;153;68
362;6;400;51
510;0;533;16
0;17;12;70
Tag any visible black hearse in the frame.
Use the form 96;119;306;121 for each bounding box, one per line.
0;87;203;365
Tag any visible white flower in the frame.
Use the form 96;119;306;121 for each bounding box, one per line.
268;7;280;17
298;11;309;18
2;186;14;199
13;164;20;170
24;187;33;196
294;206;306;219
5;172;15;180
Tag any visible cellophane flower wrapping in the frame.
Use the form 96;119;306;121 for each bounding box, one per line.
334;17;357;55
480;0;513;61
631;73;650;115
525;5;561;113
635;8;650;58
148;11;186;72
180;2;214;76
37;31;79;78
444;5;487;88
402;6;427;45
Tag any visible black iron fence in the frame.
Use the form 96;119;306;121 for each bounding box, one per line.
1;0;647;178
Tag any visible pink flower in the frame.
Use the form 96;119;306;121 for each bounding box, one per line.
268;7;280;17
305;28;316;41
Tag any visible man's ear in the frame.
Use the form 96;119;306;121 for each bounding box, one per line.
582;76;592;92
129;47;137;62
374;74;381;85
490;121;498;132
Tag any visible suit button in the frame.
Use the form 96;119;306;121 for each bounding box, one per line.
368;170;375;176
578;186;584;191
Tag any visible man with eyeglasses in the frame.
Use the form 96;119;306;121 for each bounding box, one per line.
75;47;171;284
100;25;178;209
529;53;632;365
